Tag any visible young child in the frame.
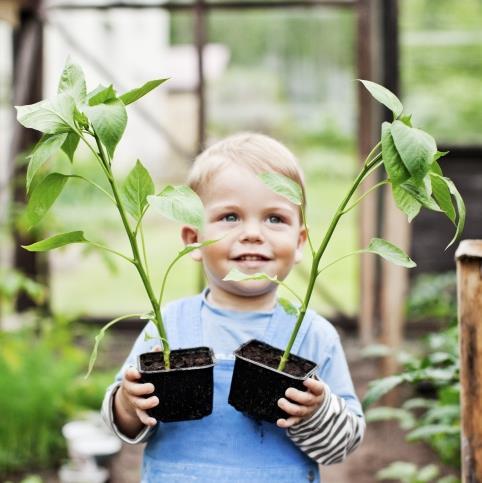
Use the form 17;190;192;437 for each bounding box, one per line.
102;132;365;482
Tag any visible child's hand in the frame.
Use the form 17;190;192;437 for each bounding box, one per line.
115;345;162;429
276;378;325;429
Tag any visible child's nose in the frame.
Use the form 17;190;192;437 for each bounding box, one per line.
239;220;264;243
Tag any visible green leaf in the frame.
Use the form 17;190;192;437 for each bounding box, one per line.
402;398;435;411
440;177;465;249
278;297;299;316
57;58;87;103
25;173;69;228
74;105;90;129
376;462;418;481
121;160;155;220
365;406;416;430
61;131;80;163
424;404;460;424
392;184;421;222
359;79;403;118
177;239;219;258
147;185;205;230
363;374;406;409
417;465;440;482
26;133;68;192
430;173;456;224
381;122;410;185
437;476;460;483
399;180;442;212
391;120;437;181
366;238;416;268
87;84;117;106
399;114;413;127
16;92;77;134
86;98;127;158
223;267;277;283
119;78;168;105
433;150;449;163
259;172;303;205
22;231;87;252
86;313;141;378
407;424;459;442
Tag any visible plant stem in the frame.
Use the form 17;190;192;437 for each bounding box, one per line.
341;180;389;215
139;222;150;280
278;280;304;306
69;174;116;204
90;133;171;368
158;255;179;308
88;241;135;264
317;250;365;276
301;205;315;258
79;133;114;183
365;141;382;166
277;158;381;372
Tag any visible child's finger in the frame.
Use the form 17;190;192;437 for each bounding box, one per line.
285;387;318;406
135;408;158;427
276;416;302;429
131;395;159;412
303;377;325;396
124;380;155;397
125;367;141;381
277;397;311;418
152;345;162;352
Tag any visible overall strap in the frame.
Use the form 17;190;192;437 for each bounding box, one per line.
264;304;316;356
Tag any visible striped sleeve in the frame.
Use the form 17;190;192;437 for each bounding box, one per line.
286;382;365;465
101;381;155;444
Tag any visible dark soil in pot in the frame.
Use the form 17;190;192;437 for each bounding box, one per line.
228;339;318;423
138;346;215;422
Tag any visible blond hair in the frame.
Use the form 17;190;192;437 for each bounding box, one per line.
187;132;306;209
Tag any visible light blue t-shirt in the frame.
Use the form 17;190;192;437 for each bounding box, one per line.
201;293;274;358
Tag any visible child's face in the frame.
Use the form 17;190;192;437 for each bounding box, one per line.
182;164;306;306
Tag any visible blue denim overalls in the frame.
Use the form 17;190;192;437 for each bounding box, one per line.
141;293;319;482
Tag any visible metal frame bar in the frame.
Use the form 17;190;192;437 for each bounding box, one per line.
48;0;356;11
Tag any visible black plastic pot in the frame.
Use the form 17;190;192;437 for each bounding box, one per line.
138;346;215;422
228;339;318;423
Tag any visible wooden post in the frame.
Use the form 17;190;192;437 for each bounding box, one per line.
377;0;408;383
456;239;482;483
357;0;380;345
11;0;45;312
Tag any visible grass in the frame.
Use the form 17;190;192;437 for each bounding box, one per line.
49;148;359;319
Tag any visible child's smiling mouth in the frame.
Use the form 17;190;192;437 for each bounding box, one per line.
230;253;272;269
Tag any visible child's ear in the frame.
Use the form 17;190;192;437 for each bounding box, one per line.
294;226;307;264
181;225;202;262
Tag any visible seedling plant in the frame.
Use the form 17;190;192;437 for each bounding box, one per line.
225;80;465;372
16;59;216;373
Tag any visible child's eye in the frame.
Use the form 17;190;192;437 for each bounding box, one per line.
222;213;239;222
267;215;283;224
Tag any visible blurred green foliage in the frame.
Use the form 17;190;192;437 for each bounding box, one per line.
407;272;457;322
365;272;460;474
0;314;115;477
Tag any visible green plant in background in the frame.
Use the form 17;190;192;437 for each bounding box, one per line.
15;59;217;371
0;268;46;318
0;315;109;478
364;272;460;475
224;80;465;372
377;461;459;483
